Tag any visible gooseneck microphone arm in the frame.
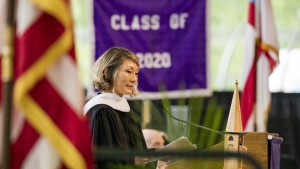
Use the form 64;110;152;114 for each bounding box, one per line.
159;103;224;135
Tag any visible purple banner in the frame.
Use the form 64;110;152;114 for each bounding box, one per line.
93;0;210;99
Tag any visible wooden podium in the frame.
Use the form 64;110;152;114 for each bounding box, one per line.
242;132;269;169
165;82;282;169
165;141;224;169
165;132;278;169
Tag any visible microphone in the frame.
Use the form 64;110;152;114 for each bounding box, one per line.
158;103;224;135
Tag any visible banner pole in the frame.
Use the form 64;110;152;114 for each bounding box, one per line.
1;0;16;168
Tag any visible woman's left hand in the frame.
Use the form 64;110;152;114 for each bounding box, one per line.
134;156;150;166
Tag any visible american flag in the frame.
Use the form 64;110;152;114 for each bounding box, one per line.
1;0;93;168
241;0;279;131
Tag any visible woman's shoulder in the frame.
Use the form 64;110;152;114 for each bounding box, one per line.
87;104;115;113
83;93;130;115
87;103;129;117
87;104;117;120
89;104;113;111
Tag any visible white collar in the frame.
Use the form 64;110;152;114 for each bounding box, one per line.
83;93;130;115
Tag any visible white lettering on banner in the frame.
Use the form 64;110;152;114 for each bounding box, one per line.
110;13;188;31
111;14;160;31
136;52;171;69
169;13;189;29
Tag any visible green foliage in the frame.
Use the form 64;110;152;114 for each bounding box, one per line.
161;98;187;140
191;98;224;150
160;96;225;151
188;97;204;143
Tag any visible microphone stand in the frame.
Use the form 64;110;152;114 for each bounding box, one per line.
159;103;224;135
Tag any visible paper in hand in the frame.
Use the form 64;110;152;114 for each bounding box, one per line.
157;136;197;152
149;136;197;162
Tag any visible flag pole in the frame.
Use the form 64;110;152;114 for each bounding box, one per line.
1;0;16;168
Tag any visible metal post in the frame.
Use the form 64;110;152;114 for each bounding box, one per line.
1;0;16;168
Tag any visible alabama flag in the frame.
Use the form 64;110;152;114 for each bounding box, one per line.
0;0;93;168
241;0;279;131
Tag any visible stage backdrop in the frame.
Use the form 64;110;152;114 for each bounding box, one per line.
93;0;210;99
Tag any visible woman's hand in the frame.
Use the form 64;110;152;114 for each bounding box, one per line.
134;156;150;166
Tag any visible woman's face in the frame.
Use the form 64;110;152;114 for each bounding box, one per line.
112;59;139;96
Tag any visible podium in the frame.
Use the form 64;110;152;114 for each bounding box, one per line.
165;132;282;169
165;142;224;169
165;82;283;169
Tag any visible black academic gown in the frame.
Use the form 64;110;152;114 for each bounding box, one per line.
88;104;155;169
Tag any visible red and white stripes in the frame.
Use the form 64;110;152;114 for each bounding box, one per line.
7;0;92;168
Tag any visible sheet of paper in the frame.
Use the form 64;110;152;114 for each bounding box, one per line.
149;136;197;162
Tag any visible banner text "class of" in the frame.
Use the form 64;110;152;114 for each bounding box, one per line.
110;13;189;31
